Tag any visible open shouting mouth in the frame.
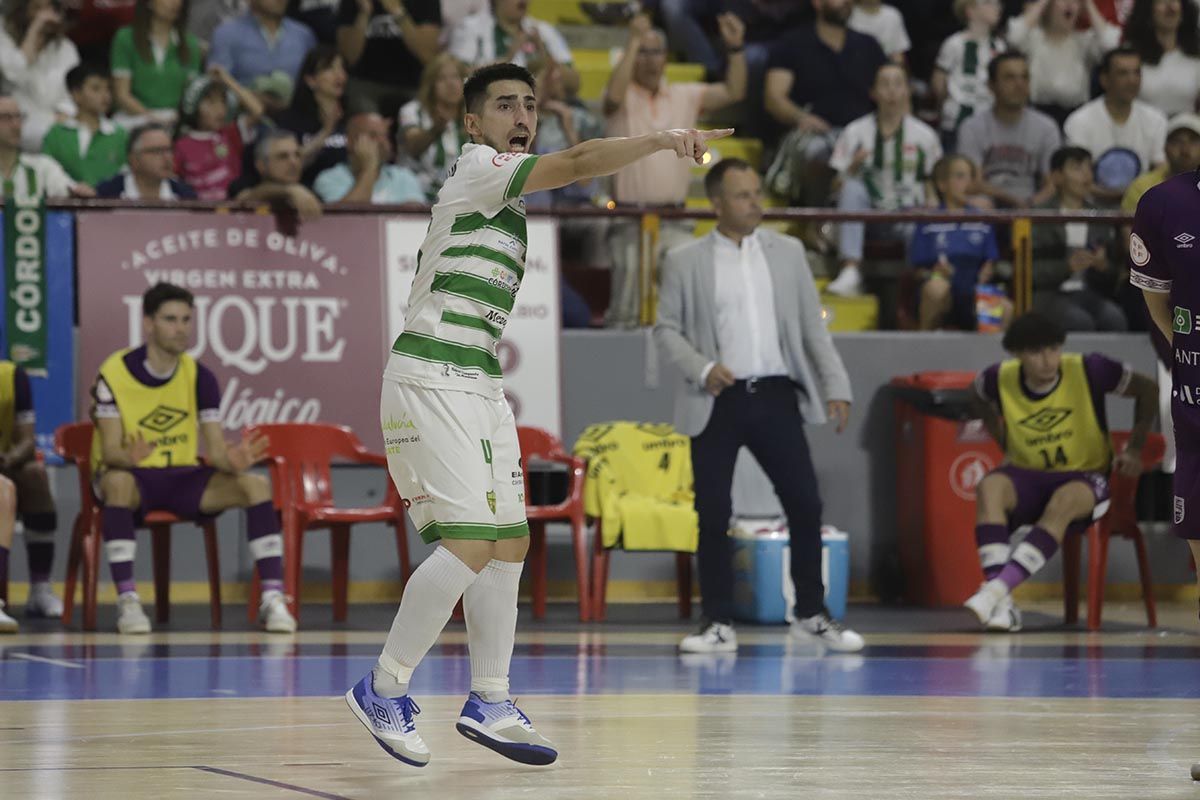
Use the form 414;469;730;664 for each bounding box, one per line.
508;131;530;152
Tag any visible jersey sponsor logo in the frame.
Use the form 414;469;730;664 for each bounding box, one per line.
1175;306;1194;335
137;405;188;433
1176;495;1186;525
1016;407;1072;433
492;152;517;167
1129;233;1150;266
1174;383;1200;404
485;309;509;327
949;451;995;501
486;490;497;514
1176;232;1195;248
1175;348;1200;366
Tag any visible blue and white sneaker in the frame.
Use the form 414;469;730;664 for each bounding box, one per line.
456;692;558;766
345;673;430;767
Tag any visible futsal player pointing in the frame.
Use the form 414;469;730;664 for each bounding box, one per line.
345;61;731;768
1131;173;1200;605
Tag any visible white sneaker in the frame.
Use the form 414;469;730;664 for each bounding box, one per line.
825;264;863;296
790;610;865;653
679;621;737;653
26;582;63;619
116;591;151;634
258;591;297;633
985;595;1023;632
0;599;18;633
964;579;1009;628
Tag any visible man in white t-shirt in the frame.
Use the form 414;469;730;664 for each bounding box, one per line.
848;0;911;64
449;0;574;71
1064;46;1167;205
346;60;731;770
826;62;942;296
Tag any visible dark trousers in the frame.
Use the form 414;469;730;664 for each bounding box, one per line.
690;378;825;624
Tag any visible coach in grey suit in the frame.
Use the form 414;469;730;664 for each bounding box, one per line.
655;158;864;654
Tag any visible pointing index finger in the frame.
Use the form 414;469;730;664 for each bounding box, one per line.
700;128;735;140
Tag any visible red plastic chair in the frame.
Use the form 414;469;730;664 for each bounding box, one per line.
517;426;590;621
591;523;692;622
55;421;223;631
1062;431;1165;631
245;423;410;623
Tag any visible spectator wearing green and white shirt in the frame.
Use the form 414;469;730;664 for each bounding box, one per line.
449;0;573;70
931;0;1005;151
111;0;203;126
826;62;942;297
41;63;129;187
398;51;467;201
0;94;94;201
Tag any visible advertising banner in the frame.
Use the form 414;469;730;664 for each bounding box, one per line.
0;211;75;463
76;211;387;447
384;215;562;436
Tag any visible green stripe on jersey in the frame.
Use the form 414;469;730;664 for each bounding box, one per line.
503;155;539;200
431;271;516;312
441;243;524;280
441;310;502;339
392;331;501;377
450;206;528;244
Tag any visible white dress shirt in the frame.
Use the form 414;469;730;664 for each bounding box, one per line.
705;229;789;381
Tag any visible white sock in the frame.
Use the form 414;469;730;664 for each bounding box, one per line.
464;559;523;701
376;546;479;696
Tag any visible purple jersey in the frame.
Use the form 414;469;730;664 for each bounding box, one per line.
1130;172;1200;433
92;345;222;424
974;352;1130;432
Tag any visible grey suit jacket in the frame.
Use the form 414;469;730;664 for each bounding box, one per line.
654;229;854;437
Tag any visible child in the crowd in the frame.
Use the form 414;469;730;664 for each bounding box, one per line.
849;0;912;64
911;154;1005;330
932;0;1006;151
41;63;128;186
173;65;264;201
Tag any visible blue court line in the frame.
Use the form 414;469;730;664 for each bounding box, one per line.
5;651;1200;701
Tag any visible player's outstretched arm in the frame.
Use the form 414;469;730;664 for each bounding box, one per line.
522;128;733;196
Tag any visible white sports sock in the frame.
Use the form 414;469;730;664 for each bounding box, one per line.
464;558;523;700
377;546;479;694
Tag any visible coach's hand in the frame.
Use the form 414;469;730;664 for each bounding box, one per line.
1112;446;1142;478
828;400;851;434
658;128;734;165
228;430;269;473
704;363;736;396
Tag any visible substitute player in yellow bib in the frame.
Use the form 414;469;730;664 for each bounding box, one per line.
965;312;1157;630
90;283;295;635
346;61;731;769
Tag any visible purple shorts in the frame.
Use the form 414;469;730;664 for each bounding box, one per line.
1172;429;1200;539
992;465;1111;530
95;466;217;521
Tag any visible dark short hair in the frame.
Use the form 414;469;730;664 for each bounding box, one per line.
987;51;1027;83
1002;311;1066;353
1100;45;1141;75
255;128;299;163
873;61;910;85
143;282;194;317
1049;145;1093;172
704;157;754;198
66;62;109;93
127;122;171;156
463;62;536;115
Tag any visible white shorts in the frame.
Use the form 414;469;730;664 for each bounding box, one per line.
381;379;528;544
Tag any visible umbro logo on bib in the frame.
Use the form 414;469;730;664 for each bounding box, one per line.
138;405;188;433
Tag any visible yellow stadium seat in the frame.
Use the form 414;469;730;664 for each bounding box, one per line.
529;0;623;24
813;279;879;331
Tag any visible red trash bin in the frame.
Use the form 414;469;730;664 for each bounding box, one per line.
892;372;1004;607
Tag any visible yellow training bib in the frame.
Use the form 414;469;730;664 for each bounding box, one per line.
90;350;200;473
0;361;18;453
998;353;1110;472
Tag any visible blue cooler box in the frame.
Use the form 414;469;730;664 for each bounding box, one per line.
731;519;849;623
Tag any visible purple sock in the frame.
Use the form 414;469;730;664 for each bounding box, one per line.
0;544;8;602
975;523;1010;580
246;502;283;595
996;525;1059;592
101;507;137;596
24;512;56;584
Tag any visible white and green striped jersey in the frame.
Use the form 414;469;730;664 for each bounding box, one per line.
385;143;540;397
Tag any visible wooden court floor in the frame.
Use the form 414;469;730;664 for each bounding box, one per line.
2;601;1200;799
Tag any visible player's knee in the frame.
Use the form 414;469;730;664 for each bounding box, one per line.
0;476;17;515
99;470;138;507
976;473;1014;512
1041;483;1094;524
238;473;272;505
496;535;530;563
